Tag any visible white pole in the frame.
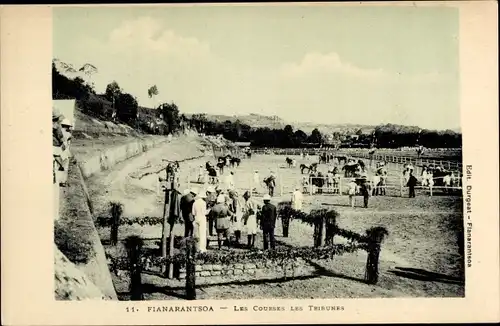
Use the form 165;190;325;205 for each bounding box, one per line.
400;176;404;197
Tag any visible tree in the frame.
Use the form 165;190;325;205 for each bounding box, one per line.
105;81;121;101
115;93;138;124
294;129;308;146
160;102;181;134
309;128;324;145
147;85;159;108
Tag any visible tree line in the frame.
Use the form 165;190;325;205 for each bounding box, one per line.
52;60;461;148
187;114;461;149
52;61;185;135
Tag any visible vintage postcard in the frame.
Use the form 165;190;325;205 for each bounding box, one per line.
1;2;499;325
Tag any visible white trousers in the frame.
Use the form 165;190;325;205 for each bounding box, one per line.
195;218;207;253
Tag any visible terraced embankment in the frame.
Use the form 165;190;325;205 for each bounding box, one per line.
55;130;218;300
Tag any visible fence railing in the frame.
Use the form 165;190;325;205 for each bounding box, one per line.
250;148;462;173
277;175;463;198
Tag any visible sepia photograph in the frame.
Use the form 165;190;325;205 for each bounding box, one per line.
51;4;466;302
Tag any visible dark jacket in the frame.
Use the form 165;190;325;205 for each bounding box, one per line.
168;190;182;225
209;203;232;230
260;202;277;230
180;193;195;222
407;175;418;187
53;122;65;147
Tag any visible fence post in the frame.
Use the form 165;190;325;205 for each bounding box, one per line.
125;235;144;300
185;238;197;300
429;184;433;197
364;227;388;285
313;216;324;248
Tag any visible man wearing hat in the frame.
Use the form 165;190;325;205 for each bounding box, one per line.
52;108;66;185
205;186;217;236
59;118;73;187
208;194;234;250
191;188;208;252
260;194;277;250
228;190;243;245
180;189;195;237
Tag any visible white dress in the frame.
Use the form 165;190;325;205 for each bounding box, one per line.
191;198;207;253
243;199;257;234
230;197;243;232
291;190;303;211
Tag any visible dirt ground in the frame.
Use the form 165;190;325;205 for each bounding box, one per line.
88;143;464;299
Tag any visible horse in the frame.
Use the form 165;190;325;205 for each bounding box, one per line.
300;164;309;174
246;151;252;159
217;162;225;175
207;166;219;185
358;160;366;171
206;161;214;171
335;155;347;165
230;157;241;168
319;153;327;164
286;157;293;168
342;163;360;177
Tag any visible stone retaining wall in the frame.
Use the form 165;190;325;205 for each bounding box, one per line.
78;137;168;178
178;258;315;282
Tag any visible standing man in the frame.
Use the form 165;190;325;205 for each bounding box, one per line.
208;195;234;250
407;171;418;198
265;172;276;197
59;118;73;187
252;170;260;194
225;171;235;190
228;190;242;245
291;186;303;211
205;186;217;236
191;188;208;253
260;194;277;250
242;191;257;248
358;172;371;208
180;189;195;237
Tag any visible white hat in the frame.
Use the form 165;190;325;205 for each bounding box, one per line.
190;187;199;195
263;194;271;201
61;118;72;127
217;194;225;203
206;186;215;193
183;189;190;195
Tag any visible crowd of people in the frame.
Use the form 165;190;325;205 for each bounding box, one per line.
179;186;279;252
53;107;74;220
53;108;73;187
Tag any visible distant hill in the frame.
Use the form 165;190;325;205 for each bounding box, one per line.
189;113;287;130
187;112;376;135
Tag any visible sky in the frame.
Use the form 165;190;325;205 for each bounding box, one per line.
53;5;460;130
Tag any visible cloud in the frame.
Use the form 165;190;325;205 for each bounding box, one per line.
281;52;449;85
107;17;211;61
281;52;389;82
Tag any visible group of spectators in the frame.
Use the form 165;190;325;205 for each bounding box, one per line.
180;186;279;252
53;108;73;187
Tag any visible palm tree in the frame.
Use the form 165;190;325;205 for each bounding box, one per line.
148;85;159;109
